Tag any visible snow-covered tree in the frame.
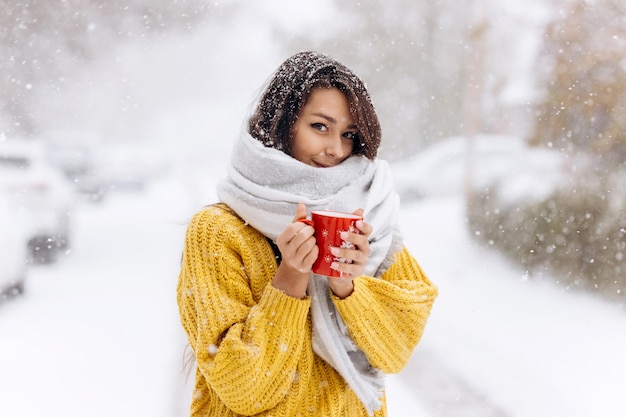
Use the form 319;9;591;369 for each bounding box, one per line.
530;0;626;166
468;0;626;303
283;0;472;158
0;0;211;136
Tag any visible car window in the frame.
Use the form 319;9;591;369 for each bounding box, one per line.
0;156;31;168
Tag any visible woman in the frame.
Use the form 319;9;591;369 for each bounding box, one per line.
177;51;437;417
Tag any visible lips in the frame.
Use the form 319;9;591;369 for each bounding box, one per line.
312;160;332;168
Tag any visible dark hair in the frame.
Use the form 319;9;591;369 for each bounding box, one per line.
248;51;381;160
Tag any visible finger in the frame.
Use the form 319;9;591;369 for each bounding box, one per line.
300;244;319;269
289;235;318;272
289;224;315;246
340;230;371;253
352;208;364;217
293;202;308;222
354;220;372;237
349;208;371;236
330;246;368;265
330;261;362;279
284;203;312;244
277;221;311;248
351;233;371;254
280;231;315;264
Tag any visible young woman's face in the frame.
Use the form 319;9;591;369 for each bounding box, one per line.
290;87;357;168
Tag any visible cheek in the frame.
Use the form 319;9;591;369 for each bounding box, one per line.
294;132;318;154
342;139;355;156
289;127;303;154
290;132;315;162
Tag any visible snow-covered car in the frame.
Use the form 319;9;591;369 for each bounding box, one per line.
0;140;75;263
390;135;565;202
43;130;100;181
0;193;29;298
42;129;107;202
91;143;169;192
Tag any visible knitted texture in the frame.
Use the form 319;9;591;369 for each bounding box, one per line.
177;204;438;417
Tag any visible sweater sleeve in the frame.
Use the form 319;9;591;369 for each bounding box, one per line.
332;246;438;374
176;206;311;415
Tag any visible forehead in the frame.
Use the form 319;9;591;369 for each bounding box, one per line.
302;88;351;113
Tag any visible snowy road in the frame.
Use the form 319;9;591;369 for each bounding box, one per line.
1;176;625;417
398;198;626;417
0;181;189;416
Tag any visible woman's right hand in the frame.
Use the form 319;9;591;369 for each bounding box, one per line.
272;203;318;299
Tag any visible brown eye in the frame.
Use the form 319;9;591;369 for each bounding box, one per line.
311;122;328;132
343;131;358;140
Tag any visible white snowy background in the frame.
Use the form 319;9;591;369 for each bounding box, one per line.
1;2;626;416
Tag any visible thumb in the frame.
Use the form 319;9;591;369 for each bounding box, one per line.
293;202;308;222
352;208;364;217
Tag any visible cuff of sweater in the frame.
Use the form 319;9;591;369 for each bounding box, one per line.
331;277;375;317
259;283;311;328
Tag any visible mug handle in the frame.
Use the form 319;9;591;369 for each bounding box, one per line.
296;218;314;227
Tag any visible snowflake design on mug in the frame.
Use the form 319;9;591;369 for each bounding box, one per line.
323;251;334;265
319;228;334;265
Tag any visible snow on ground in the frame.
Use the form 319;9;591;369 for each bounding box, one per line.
0;182;189;416
1;165;625;417
397;197;626;417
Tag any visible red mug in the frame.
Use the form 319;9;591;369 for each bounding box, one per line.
308;210;363;278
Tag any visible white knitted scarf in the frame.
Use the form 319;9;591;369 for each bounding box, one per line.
217;133;402;415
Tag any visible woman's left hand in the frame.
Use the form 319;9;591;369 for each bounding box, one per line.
327;208;372;298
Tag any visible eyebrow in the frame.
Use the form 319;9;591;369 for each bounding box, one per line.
311;112;358;129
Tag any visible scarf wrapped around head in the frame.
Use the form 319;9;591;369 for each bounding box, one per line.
217;132;402;415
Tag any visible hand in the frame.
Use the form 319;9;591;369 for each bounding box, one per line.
272;203;318;299
327;208;372;298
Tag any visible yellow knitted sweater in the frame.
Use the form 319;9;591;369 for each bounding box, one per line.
177;203;438;417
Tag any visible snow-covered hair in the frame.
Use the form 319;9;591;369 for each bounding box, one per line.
248;51;381;160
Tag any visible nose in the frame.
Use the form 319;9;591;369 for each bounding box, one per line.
324;134;346;159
